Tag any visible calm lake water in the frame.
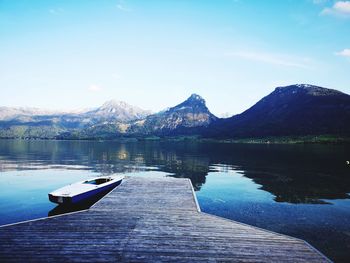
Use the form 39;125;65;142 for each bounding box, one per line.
0;139;349;262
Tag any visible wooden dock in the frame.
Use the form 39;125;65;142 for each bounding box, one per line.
0;176;330;262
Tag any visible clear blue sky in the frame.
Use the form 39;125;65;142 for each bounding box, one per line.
1;0;349;116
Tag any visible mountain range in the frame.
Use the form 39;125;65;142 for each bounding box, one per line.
0;84;349;140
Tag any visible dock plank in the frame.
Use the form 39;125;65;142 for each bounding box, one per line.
0;176;330;262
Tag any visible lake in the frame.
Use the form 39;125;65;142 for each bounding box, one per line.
0;139;349;262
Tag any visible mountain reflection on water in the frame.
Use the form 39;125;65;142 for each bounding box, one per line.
1;140;350;261
0;139;349;204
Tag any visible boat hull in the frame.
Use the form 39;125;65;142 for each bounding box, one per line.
49;179;122;205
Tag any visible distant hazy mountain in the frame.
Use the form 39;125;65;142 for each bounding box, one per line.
0;100;150;139
82;100;150;123
0;107;64;121
127;94;218;135
205;84;350;138
1;85;349;140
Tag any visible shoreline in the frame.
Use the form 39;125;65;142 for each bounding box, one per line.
0;135;349;145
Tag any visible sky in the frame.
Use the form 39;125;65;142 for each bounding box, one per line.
0;0;349;116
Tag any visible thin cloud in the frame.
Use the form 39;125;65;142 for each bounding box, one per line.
117;0;132;12
88;84;102;92
49;8;64;15
225;51;312;69
335;49;350;57
321;1;350;17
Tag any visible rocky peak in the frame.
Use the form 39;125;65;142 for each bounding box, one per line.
84;99;150;122
130;93;217;134
100;100;127;110
171;94;208;112
274;84;344;97
183;93;206;106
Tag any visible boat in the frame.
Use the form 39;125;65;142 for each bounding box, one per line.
48;175;124;205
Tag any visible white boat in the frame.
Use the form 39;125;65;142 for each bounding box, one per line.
48;175;124;205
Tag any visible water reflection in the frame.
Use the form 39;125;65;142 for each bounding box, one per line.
1;139;350;261
0;140;349;204
48;187;114;217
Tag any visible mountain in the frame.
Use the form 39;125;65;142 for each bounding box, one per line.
0;100;150;139
0;107;64;121
0;100;148;125
82;100;150;123
127;94;218;135
1;85;349;140
205;84;350;138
